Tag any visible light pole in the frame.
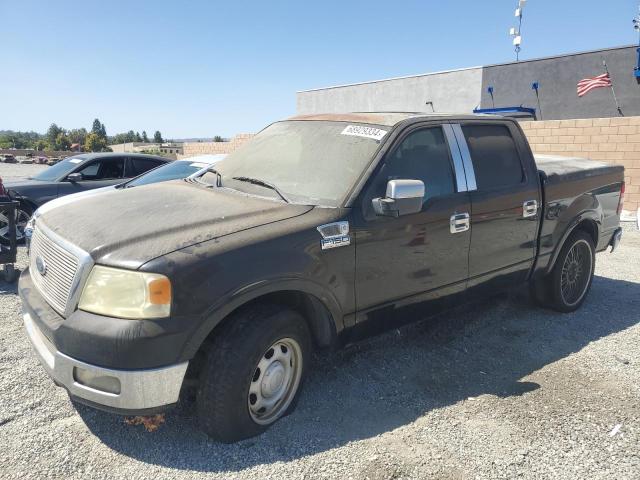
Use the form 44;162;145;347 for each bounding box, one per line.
510;0;527;61
633;5;640;78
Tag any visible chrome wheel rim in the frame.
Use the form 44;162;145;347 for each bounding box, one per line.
0;208;29;241
560;239;593;307
248;337;302;425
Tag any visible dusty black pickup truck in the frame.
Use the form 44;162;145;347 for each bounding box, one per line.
19;113;624;442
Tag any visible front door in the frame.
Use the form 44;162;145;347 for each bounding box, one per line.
353;123;471;329
57;157;127;196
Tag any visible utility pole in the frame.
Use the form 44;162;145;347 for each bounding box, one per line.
510;0;527;61
633;4;640;79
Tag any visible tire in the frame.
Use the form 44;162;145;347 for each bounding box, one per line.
532;230;596;313
0;203;31;245
196;304;311;443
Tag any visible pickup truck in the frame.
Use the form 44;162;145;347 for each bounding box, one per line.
19;113;624;443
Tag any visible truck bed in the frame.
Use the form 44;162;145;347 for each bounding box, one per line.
534;154;624;263
534;154;624;186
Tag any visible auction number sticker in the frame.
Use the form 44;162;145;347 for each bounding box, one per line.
341;125;388;141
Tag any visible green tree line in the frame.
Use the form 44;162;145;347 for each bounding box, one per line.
0;118;166;153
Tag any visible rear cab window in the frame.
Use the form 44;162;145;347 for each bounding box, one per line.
461;124;524;190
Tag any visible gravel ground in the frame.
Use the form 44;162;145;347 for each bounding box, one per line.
0;165;638;478
0;162;47;181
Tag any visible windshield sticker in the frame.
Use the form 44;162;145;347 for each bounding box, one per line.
69;159;82;164
341;125;388;141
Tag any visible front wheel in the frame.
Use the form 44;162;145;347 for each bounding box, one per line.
196;305;311;443
532;230;595;313
0;204;31;245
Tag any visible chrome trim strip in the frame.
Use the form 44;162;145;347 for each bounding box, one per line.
23;312;188;410
33;221;94;318
443;124;468;193
451;124;477;192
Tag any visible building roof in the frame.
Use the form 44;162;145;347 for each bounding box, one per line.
287;112;501;127
297;44;637;93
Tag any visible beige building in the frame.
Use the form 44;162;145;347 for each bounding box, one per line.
180;134;254;158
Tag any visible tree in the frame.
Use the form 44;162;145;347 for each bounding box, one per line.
142;131;149;143
135;131;142;142
153;131;163;143
68;128;87;145
46;123;63;147
125;130;136;143
34;139;47;151
85;132;107;152
100;123;107;138
91;119;102;135
54;133;71;151
213;135;224;142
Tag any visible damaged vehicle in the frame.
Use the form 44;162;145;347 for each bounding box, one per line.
19;113;624;442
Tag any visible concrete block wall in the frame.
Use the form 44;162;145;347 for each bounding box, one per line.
520;116;640;212
180;134;254;158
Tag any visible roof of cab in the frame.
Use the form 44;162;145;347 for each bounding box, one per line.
287;112;504;127
67;152;168;162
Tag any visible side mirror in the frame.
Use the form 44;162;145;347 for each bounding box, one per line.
67;173;82;182
372;179;424;217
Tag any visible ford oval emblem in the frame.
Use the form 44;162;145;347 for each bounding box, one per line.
35;256;47;276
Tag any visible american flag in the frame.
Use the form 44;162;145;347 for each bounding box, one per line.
577;73;612;97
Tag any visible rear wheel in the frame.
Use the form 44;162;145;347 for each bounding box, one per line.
531;230;595;312
196;305;311;443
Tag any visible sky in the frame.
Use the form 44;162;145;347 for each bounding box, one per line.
1;0;639;139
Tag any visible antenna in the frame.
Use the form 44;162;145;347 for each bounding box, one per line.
510;0;527;61
634;3;640;79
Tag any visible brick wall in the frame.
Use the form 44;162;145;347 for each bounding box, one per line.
180;134;254;158
520;117;640;212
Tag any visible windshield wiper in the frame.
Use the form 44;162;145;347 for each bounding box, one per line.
232;176;289;203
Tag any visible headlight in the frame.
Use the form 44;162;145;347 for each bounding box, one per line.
78;265;171;319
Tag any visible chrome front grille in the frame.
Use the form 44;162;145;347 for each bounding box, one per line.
30;226;80;315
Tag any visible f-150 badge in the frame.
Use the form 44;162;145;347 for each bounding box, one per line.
317;221;351;250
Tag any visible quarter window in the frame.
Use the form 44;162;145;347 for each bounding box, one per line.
462;125;524;190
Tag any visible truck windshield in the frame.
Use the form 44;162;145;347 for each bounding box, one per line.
199;121;388;207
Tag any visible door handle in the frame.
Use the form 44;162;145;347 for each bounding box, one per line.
523;200;538;218
450;213;470;234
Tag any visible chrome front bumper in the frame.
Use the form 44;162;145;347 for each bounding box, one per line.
23;312;188;413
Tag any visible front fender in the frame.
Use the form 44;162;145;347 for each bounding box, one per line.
180;277;345;361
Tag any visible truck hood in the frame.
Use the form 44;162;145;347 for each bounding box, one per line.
38;180;313;269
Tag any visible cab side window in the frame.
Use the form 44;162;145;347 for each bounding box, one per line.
378;127;456;205
461;124;523;190
77;158;125;180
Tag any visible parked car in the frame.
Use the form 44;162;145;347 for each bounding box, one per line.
3;155;17;163
1;152;168;242
19;113;623;443
22;154;226;249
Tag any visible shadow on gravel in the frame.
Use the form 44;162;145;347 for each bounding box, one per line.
76;275;640;473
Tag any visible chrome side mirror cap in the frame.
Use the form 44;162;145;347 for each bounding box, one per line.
372;179;425;217
66;173;82;183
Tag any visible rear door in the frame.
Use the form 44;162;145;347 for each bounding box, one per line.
126;157;165;179
452;121;540;292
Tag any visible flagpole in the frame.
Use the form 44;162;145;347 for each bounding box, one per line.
602;60;624;116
